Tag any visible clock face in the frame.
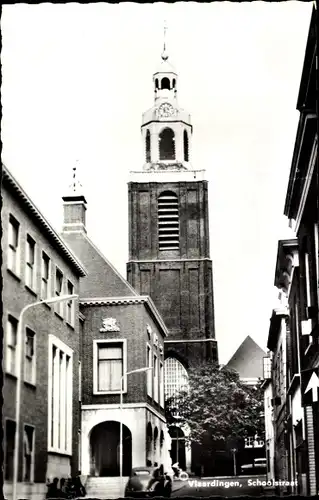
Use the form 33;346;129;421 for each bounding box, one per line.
156;103;177;118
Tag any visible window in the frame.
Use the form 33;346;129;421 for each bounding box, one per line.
5;420;16;480
48;335;73;454
78;361;82;402
158;191;179;250
153;354;158;402
183;130;189;161
145;130;151;163
164;357;189;400
263;356;271;380
23;425;35;482
24;328;36;385
159;362;164;407
25;234;36;290
66;281;74;326
159;128;175;161
6;315;18;376
54;268;64;317
41;252;50;300
147;344;152;397
93;341;126;394
8;214;20;275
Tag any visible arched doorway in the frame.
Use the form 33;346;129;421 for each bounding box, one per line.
169;426;186;471
89;421;132;477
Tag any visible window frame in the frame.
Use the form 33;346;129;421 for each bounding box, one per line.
153;353;159;403
22;424;35;483
25;233;37;292
4;418;16;481
6;314;18;377
41;251;51;301
54;266;64;318
66;280;75;327
159;361;164;408
24;326;36;386
146;343;152;398
48;334;73;455
93;339;127;395
8;214;20;276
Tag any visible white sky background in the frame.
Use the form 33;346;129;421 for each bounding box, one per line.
1;2;313;364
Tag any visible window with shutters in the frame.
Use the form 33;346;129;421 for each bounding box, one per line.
158;191;179;250
93;339;127;394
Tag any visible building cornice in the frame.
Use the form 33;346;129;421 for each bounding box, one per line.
79;296;168;337
128;258;212;264
2;165;87;277
165;338;217;343
81;402;166;422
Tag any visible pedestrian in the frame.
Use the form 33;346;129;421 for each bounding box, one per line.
46;477;61;498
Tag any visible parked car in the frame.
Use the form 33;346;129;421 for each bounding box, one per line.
124;466;172;498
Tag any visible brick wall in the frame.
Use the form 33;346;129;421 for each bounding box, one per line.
2;186;81;482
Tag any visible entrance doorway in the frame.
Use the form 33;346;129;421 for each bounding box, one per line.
90;421;132;476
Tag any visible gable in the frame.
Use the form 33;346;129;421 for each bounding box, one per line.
61;231;137;298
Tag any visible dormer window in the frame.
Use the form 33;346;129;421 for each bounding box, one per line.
158;191;179;250
159;128;175;161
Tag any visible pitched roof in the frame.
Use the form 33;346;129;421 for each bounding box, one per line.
226;335;266;380
2;165;87;277
61;230;137;298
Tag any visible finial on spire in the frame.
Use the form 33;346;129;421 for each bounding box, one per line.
161;20;168;61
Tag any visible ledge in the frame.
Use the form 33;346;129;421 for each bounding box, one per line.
25;284;37;298
7;268;21;282
54;311;64;322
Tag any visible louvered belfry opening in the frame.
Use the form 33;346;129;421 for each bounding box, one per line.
158;191;180;250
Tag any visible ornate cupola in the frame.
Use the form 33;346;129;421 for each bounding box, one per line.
141;24;193;171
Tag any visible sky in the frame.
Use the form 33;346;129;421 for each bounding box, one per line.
1;2;313;365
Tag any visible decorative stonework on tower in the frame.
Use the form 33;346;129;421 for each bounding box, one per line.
127;28;218;368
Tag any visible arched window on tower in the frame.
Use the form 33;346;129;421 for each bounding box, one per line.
159;128;175;161
145;130;151;163
164;357;189;401
161;77;170;90
155;78;159;90
158;191;179;250
172;79;176;89
183;130;189;162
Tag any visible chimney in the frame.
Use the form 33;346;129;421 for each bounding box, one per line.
62;164;87;234
62;194;87;234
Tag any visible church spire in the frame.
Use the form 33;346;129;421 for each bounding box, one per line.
62;160;87;234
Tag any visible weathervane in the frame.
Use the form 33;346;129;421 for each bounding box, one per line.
70;160;83;193
161;20;168;61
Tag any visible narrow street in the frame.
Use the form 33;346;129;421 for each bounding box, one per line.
172;475;267;497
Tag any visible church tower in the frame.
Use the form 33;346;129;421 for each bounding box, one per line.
127;30;218;370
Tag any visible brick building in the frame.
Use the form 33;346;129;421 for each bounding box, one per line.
61;188;172;495
263;7;318;496
2;165;86;500
126;36;218;474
